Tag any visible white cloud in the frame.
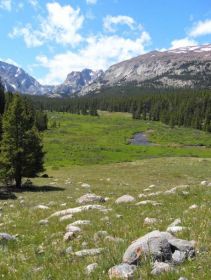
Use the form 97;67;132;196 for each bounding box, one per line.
103;15;137;32
0;0;12;11
170;37;198;49
9;2;84;47
36;31;151;85
86;0;97;5
189;19;211;37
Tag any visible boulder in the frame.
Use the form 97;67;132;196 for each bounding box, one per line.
108;263;137;279
115;195;135;204
168;238;196;255
63;232;76;242
76;193;105;204
123;230;173;264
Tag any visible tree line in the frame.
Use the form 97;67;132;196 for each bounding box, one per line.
0;84;47;188
29;86;211;132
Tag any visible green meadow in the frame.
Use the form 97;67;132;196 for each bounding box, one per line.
0;111;211;279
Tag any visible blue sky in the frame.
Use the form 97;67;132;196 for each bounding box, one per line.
0;0;211;85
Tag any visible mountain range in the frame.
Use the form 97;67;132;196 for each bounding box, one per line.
1;44;211;97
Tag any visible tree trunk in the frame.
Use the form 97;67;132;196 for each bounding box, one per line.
15;174;22;188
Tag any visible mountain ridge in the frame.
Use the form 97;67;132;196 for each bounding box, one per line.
1;44;211;97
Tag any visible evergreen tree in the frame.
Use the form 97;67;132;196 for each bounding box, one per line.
0;95;44;188
0;80;5;115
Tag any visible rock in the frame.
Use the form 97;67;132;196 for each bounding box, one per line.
86;263;98;275
59;214;73;222
123;230;173;264
105;236;124;243
164;187;177;195
116;214;123;219
74;248;103;257
168;238;196;254
169;218;181;227
66;225;81;233
149;184;156;189
60;203;67;207
167;226;186;234
138;194;147;199
189;204;198;210
50;205;111;218
34;205;49;210
0;233;16;241
172;250;187;264
38;219;48;225
115;195;135;204
147;191;162;197
108;263;137;279
94;231;109;241
76;193;105;204
81;183;91;188
136;200;161;206
82;241;88;248
70;220;91;226
178;277;188;280
65;246;73;254
200;180;207;186
144;217;158;225
151;261;173;275
63;232;76;242
143;188;151;192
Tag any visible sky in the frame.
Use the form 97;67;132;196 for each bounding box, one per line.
0;0;211;85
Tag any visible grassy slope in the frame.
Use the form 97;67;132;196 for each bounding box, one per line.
0;112;211;279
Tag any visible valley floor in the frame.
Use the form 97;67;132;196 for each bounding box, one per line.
0;112;211;279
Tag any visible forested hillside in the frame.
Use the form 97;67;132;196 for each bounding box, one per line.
29;87;211;132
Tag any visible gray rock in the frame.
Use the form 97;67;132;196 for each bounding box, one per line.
167;226;186;234
66;225;81;233
86;263;98;275
108;263;137;279
50;204;111;218
65;246;73;254
74;248;103;257
0;233;16;241
70;220;91;226
115;195;135;204
38;219;49;225
59;214;73;222
151;261;173;275
76;193;105;204
63;232;76;242
172;250;187;264
123;230;173;264
34;204;49;210
168;238;195;253
144;217;158;225
136;200;161;206
178;277;188;280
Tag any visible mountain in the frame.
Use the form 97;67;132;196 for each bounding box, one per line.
80;44;211;95
1;44;211;97
0;61;103;96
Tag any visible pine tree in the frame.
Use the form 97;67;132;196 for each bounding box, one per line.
0;95;44;188
0;80;5;115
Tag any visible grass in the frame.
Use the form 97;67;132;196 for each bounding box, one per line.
44;111;211;168
0;111;211;279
